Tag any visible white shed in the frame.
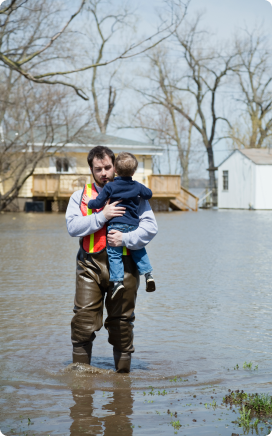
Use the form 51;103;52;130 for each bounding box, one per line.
218;149;272;210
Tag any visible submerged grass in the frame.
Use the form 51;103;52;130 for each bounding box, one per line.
169;376;188;383
223;390;272;432
223;390;272;415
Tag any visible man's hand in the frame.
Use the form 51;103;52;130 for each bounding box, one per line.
102;199;126;221
107;229;123;247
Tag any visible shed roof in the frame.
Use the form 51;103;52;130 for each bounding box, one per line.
239;148;272;164
218;148;272;167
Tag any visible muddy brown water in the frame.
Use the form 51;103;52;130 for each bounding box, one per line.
1;210;272;435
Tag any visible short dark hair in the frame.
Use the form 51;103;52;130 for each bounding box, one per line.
87;146;115;169
115;152;138;177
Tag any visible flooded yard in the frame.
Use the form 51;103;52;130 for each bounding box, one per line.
1;209;272;435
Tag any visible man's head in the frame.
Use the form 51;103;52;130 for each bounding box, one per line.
87;146;115;187
115;152;138;177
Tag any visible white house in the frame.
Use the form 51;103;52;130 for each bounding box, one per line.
218;148;272;210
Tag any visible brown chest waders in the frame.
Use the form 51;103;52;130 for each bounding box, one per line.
71;246;139;372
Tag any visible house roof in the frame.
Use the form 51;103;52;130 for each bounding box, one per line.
75;131;163;156
3;127;163;156
218;148;272;167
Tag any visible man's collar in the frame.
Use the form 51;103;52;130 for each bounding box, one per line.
94;182;103;193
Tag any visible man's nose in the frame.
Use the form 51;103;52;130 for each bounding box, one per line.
101;168;106;176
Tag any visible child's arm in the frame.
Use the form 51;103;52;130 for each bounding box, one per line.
139;183;152;200
86;186;111;210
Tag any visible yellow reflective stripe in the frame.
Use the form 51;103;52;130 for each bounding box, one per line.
122;246;127;255
86;184;94;253
89;233;94;253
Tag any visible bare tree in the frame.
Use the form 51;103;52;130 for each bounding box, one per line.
0;0;181;101
229;28;272;149
133;47;198;188
0;0;185;209
166;15;238;203
0;79;89;211
84;0;136;133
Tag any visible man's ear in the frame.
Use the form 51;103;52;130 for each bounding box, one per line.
89;167;93;174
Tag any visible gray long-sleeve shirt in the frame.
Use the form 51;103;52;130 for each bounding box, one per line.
65;185;158;250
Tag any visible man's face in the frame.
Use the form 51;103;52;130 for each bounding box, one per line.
91;155;115;187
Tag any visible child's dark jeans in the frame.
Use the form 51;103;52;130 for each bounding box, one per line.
107;223;153;282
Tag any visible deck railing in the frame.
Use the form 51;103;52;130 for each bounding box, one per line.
148;175;181;196
178;185;198;211
32;173;198;211
32;174;92;197
148;175;198;211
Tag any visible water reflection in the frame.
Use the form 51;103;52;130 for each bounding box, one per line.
70;384;133;436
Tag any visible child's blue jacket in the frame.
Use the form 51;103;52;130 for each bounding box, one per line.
87;176;152;226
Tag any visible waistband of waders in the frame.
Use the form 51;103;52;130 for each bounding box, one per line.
79;240;107;261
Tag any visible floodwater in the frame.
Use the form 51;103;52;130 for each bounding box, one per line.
1;209;272;436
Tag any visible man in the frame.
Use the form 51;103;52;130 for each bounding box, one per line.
66;146;158;373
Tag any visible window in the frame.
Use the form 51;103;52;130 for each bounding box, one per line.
56;158;62;172
63;158;69;172
136;160;144;173
55;157;69;173
223;170;228;191
49;156;75;174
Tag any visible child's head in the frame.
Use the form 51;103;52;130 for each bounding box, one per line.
115;152;138;177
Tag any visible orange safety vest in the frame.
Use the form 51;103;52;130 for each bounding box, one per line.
80;183;130;255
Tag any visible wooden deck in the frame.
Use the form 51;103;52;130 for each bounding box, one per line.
32;174;198;211
148;175;198;211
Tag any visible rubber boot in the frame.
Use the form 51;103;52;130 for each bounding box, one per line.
113;348;131;373
72;341;93;365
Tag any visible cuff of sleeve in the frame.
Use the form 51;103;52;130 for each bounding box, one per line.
121;232;128;247
96;211;108;226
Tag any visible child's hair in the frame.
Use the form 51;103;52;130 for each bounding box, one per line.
115;152;138;177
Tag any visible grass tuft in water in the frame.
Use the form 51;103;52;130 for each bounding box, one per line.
224;390;272;432
170;420;181;430
224;390;272;415
243;361;253;369
169;376;188;383
247;393;272;415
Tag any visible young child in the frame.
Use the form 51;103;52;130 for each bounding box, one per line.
82;152;156;300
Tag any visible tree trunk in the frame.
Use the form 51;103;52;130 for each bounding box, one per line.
207;146;217;206
181;163;189;189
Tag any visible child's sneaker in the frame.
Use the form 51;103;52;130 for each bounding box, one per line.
145;273;156;292
111;281;125;300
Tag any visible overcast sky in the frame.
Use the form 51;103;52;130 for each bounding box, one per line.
138;0;271;38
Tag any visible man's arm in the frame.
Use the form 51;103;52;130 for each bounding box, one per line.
66;190;107;237
107;198;158;250
66;189;126;238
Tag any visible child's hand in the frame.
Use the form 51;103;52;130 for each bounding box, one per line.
82;194;91;205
